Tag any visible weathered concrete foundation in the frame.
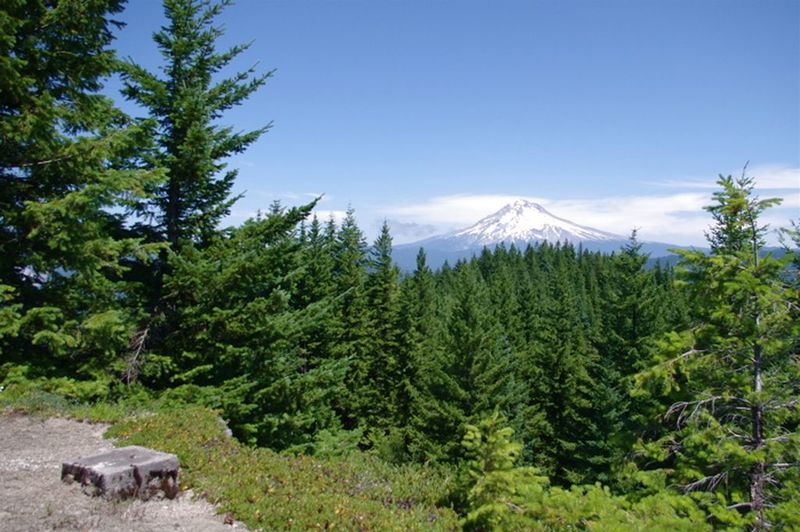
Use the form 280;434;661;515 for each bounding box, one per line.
62;445;179;500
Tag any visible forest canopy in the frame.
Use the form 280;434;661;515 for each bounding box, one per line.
1;1;797;530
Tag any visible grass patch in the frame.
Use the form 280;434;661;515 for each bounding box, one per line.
108;406;459;530
0;386;152;423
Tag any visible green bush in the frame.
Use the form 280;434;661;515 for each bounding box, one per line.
459;413;711;531
0;371;160;423
107;407;459;531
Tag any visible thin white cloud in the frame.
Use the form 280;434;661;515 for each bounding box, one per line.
380;219;439;241
312;209;348;225
386;194;549;226
543;193;711;242
650;164;800;191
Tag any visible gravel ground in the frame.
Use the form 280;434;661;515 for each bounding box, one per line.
0;412;245;532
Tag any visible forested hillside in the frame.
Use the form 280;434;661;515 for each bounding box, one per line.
1;1;798;529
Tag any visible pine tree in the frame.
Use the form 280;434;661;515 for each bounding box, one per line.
587;233;662;478
421;262;519;461
361;221;402;432
397;248;451;461
329;207;370;429
634;174;799;529
164;202;346;448
293;215;336;364
460;412;543;531
517;244;604;484
602;231;660;373
0;0;159;389
121;0;271;248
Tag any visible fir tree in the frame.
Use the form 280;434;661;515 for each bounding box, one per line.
518;244;603;483
329;207;370;429
0;0;159;388
293;215;336;367
460;412;543;531
121;0;271;248
397;248;450;461
164;202;346;449
634;174;799;529
362;221;402;432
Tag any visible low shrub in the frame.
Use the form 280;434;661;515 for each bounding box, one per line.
107;407;459;530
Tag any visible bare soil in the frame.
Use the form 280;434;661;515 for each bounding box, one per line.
0;412;245;531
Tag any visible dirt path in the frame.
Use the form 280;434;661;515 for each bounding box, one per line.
0;412;245;531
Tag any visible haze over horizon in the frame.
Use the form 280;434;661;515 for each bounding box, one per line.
109;0;799;246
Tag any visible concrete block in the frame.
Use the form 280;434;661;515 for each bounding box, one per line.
61;445;179;500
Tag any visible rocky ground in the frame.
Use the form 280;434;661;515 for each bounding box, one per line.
0;412;244;531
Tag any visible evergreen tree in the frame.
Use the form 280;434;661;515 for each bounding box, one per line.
164;202;346;449
0;0;159;390
423;263;519;461
396;249;450;461
329;207;370;429
361;221;402;432
588;232;663;478
121;0;271;248
518;245;604;483
634;175;799;529
460;412;543;531
293;215;336;368
602;231;660;373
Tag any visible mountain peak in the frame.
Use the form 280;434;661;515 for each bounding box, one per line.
503;198;546;212
394;198;682;268
433;198;621;249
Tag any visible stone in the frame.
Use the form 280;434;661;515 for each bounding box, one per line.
61;445;179;500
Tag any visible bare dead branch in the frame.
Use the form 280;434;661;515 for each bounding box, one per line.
681;471;728;493
123;325;150;385
727;501;753;511
665;395;745;428
768;462;799;469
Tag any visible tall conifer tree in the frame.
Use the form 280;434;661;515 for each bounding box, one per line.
121;0;271;248
0;0;159;386
330;208;370;429
635;175;799;529
362;222;402;431
398;249;452;461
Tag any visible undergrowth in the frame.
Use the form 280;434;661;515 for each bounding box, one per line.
107;407;459;531
1;385;458;530
0;384;155;423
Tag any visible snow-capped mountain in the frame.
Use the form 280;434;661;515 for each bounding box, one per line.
416;199;621;251
392;199;685;270
443;199;620;249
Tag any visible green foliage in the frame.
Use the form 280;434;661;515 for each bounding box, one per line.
0;374;160;423
328;207;371;430
121;0;271;247
4;5;796;527
107;406;459;531
0;0;161;382
460;412;545;530
459;413;709;531
632;174;799;529
361;221;403;432
162;203;348;450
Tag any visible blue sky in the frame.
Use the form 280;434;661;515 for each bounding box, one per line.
109;0;799;245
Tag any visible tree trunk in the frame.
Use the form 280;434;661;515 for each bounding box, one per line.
747;190;767;531
750;340;766;530
165;176;180;247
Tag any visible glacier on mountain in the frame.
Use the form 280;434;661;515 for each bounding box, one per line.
416;199;621;251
